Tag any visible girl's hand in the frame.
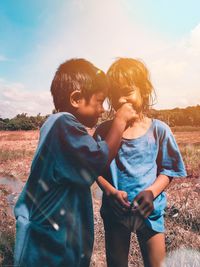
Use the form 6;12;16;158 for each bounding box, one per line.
107;190;131;217
131;190;154;218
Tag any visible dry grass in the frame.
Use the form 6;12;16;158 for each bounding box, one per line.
0;131;39;182
0;185;15;266
172;126;200;132
174;130;200;145
0;131;39;141
0;130;200;267
0;149;34;162
179;144;200;177
165;178;200;247
174;130;200;177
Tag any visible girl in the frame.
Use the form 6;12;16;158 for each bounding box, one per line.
95;58;187;267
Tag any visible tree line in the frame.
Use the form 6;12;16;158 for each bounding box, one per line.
0;105;200;131
0;113;48;131
150;105;200;127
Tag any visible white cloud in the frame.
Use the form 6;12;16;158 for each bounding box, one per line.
0;55;8;61
23;0;167;86
0;79;53;118
23;0;199;111
187;24;200;56
149;23;200;109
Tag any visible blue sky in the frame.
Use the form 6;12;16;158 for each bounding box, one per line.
0;0;200;118
127;0;200;38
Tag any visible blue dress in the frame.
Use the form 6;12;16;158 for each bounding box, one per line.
95;119;187;232
14;112;109;267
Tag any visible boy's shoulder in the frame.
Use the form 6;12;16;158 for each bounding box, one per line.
51;112;77;122
41;112;86;136
44;112;81;127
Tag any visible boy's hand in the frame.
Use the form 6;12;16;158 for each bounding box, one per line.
116;103;139;125
131;190;154;218
107;190;130;217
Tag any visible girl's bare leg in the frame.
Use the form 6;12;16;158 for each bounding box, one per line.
103;220;131;267
137;231;165;267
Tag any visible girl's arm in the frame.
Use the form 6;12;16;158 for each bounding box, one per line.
97;176;130;215
134;122;186;218
145;174;173;198
133;174;173;218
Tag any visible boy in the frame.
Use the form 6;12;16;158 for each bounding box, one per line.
14;58;137;267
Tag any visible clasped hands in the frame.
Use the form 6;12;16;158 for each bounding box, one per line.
107;189;154;218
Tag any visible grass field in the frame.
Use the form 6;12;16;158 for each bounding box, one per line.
0;130;199;266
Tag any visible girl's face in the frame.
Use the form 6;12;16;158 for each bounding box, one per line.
112;83;143;112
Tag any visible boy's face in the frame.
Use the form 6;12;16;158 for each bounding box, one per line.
76;92;105;127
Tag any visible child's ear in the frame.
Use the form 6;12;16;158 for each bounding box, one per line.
70;90;83;108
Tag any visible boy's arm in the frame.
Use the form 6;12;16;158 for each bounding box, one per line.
97;176;130;215
55;104;137;187
104;103;138;166
132;174;172;218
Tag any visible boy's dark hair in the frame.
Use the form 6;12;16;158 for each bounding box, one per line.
51;58;108;112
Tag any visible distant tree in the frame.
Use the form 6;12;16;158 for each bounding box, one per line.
0;105;199;131
0;113;48;131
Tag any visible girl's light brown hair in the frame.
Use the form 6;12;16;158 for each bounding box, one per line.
107;58;156;112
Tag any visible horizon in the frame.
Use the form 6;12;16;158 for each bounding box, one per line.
1;104;199;120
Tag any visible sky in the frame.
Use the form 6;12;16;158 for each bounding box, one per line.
0;0;200;118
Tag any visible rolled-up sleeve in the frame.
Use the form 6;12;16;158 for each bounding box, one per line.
157;125;187;178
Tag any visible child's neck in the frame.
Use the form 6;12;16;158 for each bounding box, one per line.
123;115;152;140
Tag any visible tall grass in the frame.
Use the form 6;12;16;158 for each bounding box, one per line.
0;130;39;141
172;126;200;132
180;144;200;177
0;149;34;162
0;185;15;267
